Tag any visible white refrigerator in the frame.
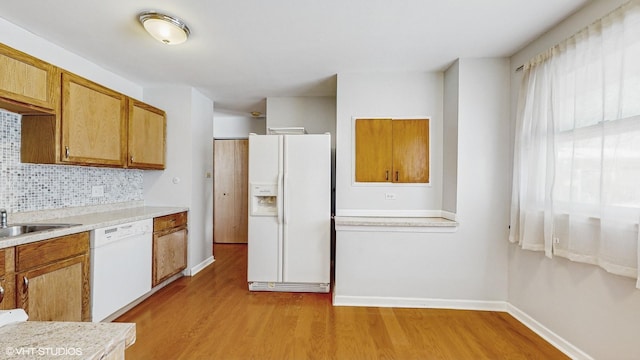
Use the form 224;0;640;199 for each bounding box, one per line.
247;133;331;293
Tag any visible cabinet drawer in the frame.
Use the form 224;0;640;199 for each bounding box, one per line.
154;212;187;232
0;247;15;277
16;232;89;272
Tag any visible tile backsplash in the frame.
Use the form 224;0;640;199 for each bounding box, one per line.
0;110;143;213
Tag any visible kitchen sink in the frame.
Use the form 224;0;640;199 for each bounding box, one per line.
0;223;81;239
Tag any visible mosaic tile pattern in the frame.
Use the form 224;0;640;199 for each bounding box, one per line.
0;110;143;213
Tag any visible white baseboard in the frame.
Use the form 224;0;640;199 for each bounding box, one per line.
332;294;590;359
186;256;215;276
507;304;593;360
332;294;507;311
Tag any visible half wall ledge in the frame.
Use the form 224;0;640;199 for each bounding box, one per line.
334;216;458;233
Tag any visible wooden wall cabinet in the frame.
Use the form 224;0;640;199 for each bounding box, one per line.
20;71;128;167
153;212;188;287
0;42;167;169
61;72;127;167
355;118;430;183
213;139;248;244
0;43;59;114
127;99;166;170
0;247;16;310
15;232;90;322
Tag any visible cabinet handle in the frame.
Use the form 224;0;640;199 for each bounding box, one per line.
385;170;389;181
131;155;134;162
65;146;70;159
0;284;4;303
23;276;29;291
395;171;399;182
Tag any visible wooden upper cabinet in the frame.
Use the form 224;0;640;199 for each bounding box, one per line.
8;42;169;169
392;119;429;183
355;119;393;182
0;43;59;114
61;72;127;166
127;99;166;169
355;118;429;183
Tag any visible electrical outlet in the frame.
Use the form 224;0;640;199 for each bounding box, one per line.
385;193;397;200
91;185;104;197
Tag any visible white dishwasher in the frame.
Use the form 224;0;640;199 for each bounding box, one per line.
90;219;153;322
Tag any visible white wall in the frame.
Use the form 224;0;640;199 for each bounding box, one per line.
335;72;443;216
143;87;214;271
442;61;459;215
213;114;265;139
266;96;337;147
508;0;640;358
334;62;510;303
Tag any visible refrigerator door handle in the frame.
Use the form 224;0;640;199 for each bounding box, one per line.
283;173;289;225
277;171;284;225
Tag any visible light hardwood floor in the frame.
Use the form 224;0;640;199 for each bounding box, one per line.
116;244;568;359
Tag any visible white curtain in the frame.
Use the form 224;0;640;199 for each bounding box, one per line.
510;0;640;288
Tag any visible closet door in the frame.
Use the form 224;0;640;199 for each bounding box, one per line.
213;139;248;244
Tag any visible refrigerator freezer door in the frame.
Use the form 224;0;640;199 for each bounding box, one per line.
282;134;331;283
247;135;283;282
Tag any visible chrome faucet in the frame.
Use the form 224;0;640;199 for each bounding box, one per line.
0;209;7;228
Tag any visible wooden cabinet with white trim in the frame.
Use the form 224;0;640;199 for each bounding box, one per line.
355;118;430;183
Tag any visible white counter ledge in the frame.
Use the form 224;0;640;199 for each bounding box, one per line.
0;321;135;360
334;216;458;233
0;202;188;249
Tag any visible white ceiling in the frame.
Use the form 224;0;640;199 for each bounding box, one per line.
0;0;589;115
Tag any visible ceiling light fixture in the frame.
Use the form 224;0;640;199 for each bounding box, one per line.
138;11;191;45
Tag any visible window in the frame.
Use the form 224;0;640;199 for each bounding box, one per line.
510;1;640;288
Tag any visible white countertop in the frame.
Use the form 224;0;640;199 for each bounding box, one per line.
0;321;135;360
334;216;458;227
0;204;188;249
334;216;458;233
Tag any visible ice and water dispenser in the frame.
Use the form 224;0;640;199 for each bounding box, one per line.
250;184;278;216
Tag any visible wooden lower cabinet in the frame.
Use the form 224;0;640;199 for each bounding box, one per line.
153;212;188;287
0;276;15;310
0;247;15;310
16;255;86;321
15;232;90;321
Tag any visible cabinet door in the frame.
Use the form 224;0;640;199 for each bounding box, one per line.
0;247;15;310
128;99;166;169
0;43;58;113
0;276;16;310
16;255;87;321
153;228;187;287
392;119;429;183
355;119;393;182
61;72;126;166
213;139;248;243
